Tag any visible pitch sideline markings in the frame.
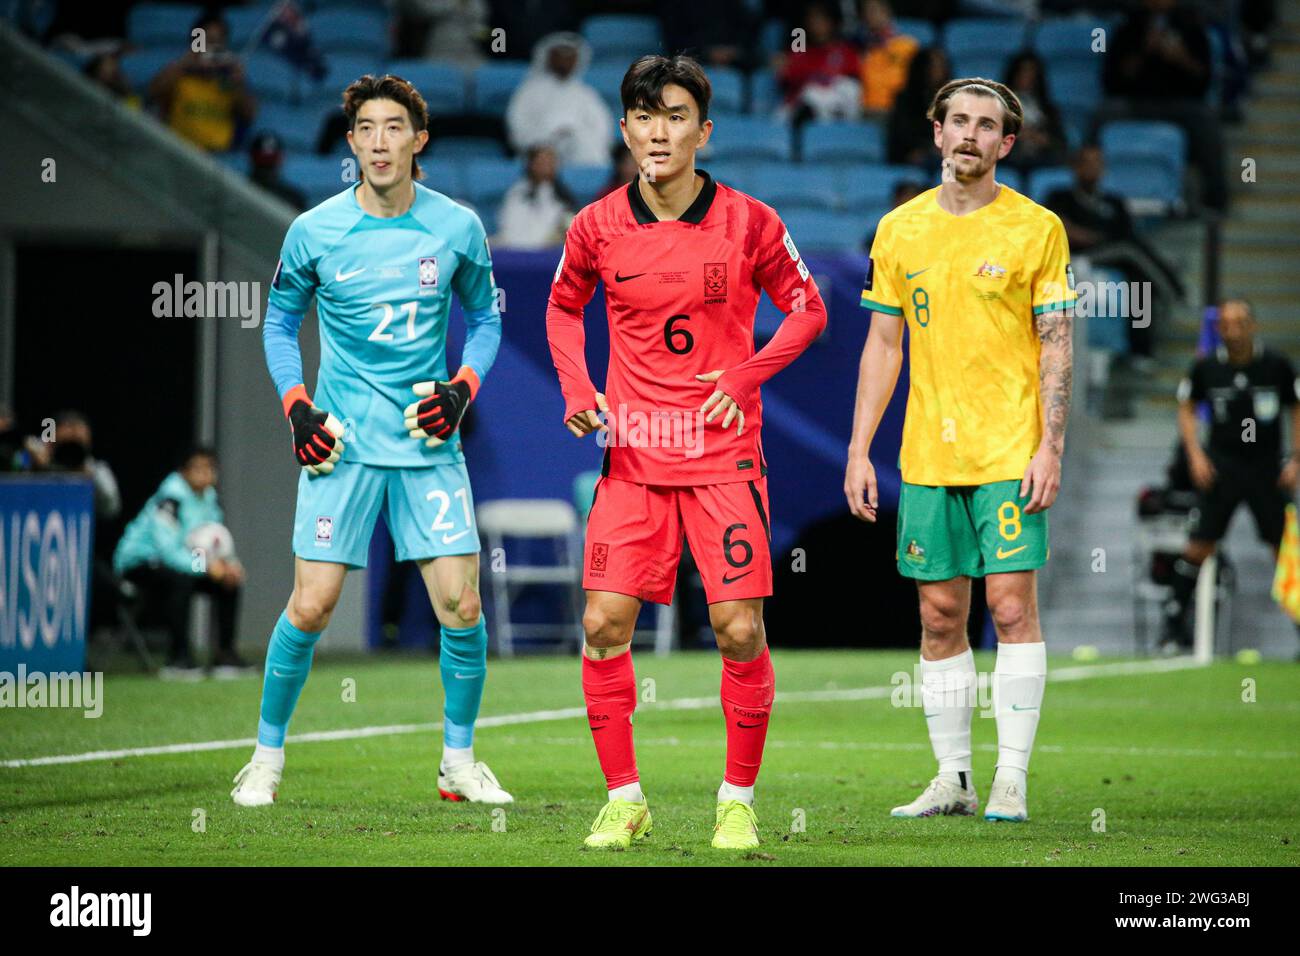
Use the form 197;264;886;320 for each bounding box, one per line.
0;656;1206;769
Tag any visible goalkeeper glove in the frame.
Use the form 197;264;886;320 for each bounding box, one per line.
284;386;345;475
404;368;478;448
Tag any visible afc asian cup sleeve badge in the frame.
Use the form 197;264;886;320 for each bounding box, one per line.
418;256;439;294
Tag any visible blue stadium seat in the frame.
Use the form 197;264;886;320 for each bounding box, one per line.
748;68;781;115
245;50;305;100
283;153;355;197
1028;165;1074;204
252;100;329;153
127;3;202;47
212;150;249;177
430;136;505;159
418;159;465;200
458;157;522;207
758;17;786;58
944;17;1029;63
709;67;745;115
1100;120;1186;188
893;17;938;48
385;60;468;114
581;15;662;61
119;48;177;92
1033;18;1100;62
312;8;390;56
225;4;273;49
704;114;792;162
471;61;530;116
840;164;929;209
326;53;390;91
1046;59;1102;113
782;209;875;252
801;120;885;164
706;161;758;195
469;201;496;236
750;164;838;211
948;54;1010;83
560;164;614;206
1102;159;1182;206
584;61;630;116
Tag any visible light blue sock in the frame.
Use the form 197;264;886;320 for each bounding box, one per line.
440;619;488;749
257;611;322;747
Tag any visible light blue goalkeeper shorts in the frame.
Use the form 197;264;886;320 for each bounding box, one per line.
292;460;480;568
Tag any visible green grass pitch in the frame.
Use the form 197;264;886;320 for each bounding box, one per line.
2;650;1297;866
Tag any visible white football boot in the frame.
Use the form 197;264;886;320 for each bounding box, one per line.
231;760;282;807
891;775;979;818
983;777;1029;822
438;761;514;804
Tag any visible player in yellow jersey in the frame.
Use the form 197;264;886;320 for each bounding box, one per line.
845;78;1075;823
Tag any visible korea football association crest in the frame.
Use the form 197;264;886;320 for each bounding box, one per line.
418;256;439;295
704;262;728;303
315;515;334;547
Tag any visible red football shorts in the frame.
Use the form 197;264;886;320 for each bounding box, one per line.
583;476;773;605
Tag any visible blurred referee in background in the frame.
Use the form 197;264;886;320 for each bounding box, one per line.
1165;299;1300;652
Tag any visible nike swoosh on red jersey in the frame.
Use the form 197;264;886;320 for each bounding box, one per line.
614;271;646;282
722;570;754;584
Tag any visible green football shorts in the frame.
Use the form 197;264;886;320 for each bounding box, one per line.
896;478;1049;580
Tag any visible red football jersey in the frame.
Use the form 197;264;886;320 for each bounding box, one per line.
547;170;826;486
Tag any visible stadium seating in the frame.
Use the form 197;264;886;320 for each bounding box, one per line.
748;68;781;115
585;61;631;117
471;60;530;116
1032;18;1100;62
893;17;938;48
944;17;1029;67
704;114;792;162
225;4;273;48
1099;120;1187;184
119;48;176;93
1046;58;1103;113
1102;158;1183;207
311;8;389;56
1027;165;1075;204
840;164;928;209
750;164;839;212
458;157;522;208
559;165;614;206
709;67;745;115
251;100;326;153
325;53;392;95
384;59;468;113
801;120;886;165
419;158;465;200
126;3;202;47
245;50;307;101
782;208;877;252
429;136;506;159
581;15;663;63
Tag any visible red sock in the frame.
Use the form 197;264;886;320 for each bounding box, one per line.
721;647;775;787
582;652;639;790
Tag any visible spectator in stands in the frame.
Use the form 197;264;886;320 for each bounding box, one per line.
1047;144;1185;357
1162;300;1300;652
393;0;490;65
1101;0;1226;211
777;1;861;122
83;50;136;105
494;145;577;250
249;131;307;211
597;144;639;200
113;446;247;677
886;45;949;166
506;32;612;167
148;11;256;153
1001;51;1067;171
853;0;919;114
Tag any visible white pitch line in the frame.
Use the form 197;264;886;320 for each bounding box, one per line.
0;656;1205;769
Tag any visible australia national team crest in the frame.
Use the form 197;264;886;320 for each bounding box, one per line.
973;260;1007;279
418;256;439;295
704;262;728;302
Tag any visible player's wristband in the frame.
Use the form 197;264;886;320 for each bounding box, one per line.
281;383;311;419
449;366;481;402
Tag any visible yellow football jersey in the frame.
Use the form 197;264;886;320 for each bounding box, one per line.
860;184;1075;486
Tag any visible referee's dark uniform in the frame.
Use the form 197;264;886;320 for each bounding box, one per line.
1178;342;1298;547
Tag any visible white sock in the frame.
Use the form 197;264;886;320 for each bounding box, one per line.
993;641;1046;790
608;782;644;803
253;743;285;770
718;781;755;805
441;745;474;771
920;649;975;786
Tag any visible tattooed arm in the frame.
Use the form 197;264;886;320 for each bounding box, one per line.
1021;308;1073;514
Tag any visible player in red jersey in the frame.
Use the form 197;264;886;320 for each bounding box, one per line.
546;55;828;851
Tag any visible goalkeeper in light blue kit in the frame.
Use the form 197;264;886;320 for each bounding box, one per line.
232;74;511;806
